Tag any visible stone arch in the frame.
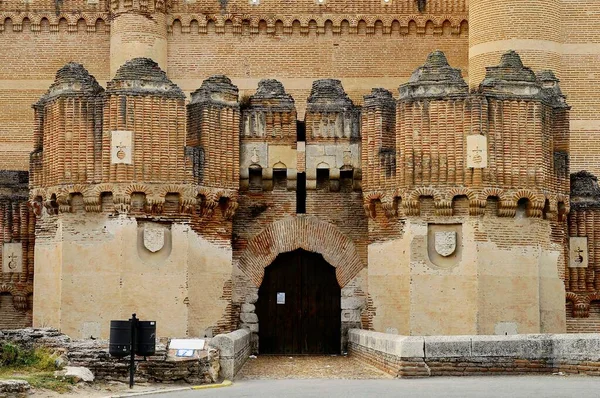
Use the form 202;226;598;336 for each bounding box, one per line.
0;284;17;295
238;216;365;288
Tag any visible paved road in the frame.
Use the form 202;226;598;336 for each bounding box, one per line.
154;376;600;398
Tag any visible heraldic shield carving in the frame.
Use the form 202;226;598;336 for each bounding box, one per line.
427;224;462;268
143;226;165;253
434;231;457;257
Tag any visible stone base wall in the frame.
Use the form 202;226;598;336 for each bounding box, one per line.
348;329;600;378
209;329;251;380
0;328;219;384
67;341;219;384
349;343;429;378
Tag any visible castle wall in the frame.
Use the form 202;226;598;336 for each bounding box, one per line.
0;23;110;171
111;13;168;76
0;3;469;171
33;213;233;339
0;171;34;330
468;0;600;177
22;45;576;345
561;0;600;177
167;26;469;117
368;208;566;336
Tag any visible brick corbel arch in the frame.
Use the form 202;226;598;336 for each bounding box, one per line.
238;216;365;288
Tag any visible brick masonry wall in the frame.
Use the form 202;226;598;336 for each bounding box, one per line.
468;0;600;177
0;23;110;171
168;25;468;118
0;4;468;171
560;0;600;177
0;294;32;329
0;171;34;330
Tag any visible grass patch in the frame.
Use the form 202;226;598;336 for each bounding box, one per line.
2;372;76;394
0;343;74;393
1;344;59;370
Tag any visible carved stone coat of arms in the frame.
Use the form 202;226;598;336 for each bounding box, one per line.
143;226;165;253
434;231;457;257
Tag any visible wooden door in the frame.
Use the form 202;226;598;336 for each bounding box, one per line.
256;249;341;355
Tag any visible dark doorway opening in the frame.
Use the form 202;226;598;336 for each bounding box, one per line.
256;249;341;355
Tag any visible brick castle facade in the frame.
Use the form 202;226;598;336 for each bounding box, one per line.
0;0;599;346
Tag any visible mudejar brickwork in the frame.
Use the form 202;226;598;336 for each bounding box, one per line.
0;0;599;353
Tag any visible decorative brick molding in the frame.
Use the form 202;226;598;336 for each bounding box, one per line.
238;215;365;288
166;14;469;36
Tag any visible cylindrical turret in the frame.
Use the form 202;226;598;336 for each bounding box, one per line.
31;63;104;189
109;0;168;77
468;0;562;87
102;58;188;185
187;75;240;191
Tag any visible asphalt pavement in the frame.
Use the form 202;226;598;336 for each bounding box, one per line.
151;376;600;398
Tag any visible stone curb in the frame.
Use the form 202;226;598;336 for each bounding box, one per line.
106;380;233;397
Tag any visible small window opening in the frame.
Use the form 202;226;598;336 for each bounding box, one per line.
542;199;551;220
316;168;330;191
164;193;180;214
249;166;263;191
101;192;114;213
131;192;146;213
273;169;287;190
340;169;354;192
296;121;306;142
296;172;306;214
558;202;567;222
516;198;529;218
70;193;84;213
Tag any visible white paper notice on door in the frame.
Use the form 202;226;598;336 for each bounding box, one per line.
277;292;285;304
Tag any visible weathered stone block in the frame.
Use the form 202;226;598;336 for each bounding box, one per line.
242;323;259;333
341;297;364;310
0;380;30;395
55;366;95;383
240;313;258;324
341;310;361;323
424;336;472;358
247;294;259;304
241;303;255;313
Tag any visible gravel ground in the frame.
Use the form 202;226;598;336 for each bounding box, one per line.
236;355;392;380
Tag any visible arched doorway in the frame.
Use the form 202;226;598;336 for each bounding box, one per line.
256;249;341;355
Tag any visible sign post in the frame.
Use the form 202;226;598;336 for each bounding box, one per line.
129;314;138;389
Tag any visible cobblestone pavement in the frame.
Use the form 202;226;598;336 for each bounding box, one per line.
236;355;393;380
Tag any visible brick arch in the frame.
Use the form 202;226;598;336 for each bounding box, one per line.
238;216;365;288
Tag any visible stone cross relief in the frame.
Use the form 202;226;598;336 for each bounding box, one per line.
569;237;588;268
573;246;584;265
7;252;18;270
472;145;483;164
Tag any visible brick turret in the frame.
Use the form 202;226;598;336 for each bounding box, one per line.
109;0;169;76
468;0;561;87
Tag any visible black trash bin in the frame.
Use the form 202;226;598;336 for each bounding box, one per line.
109;320;131;358
136;321;156;356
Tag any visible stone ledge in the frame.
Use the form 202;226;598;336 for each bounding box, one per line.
209;329;251;380
348;329;600;377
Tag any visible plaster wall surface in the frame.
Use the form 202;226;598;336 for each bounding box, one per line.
33;213;231;339
368;216;566;336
